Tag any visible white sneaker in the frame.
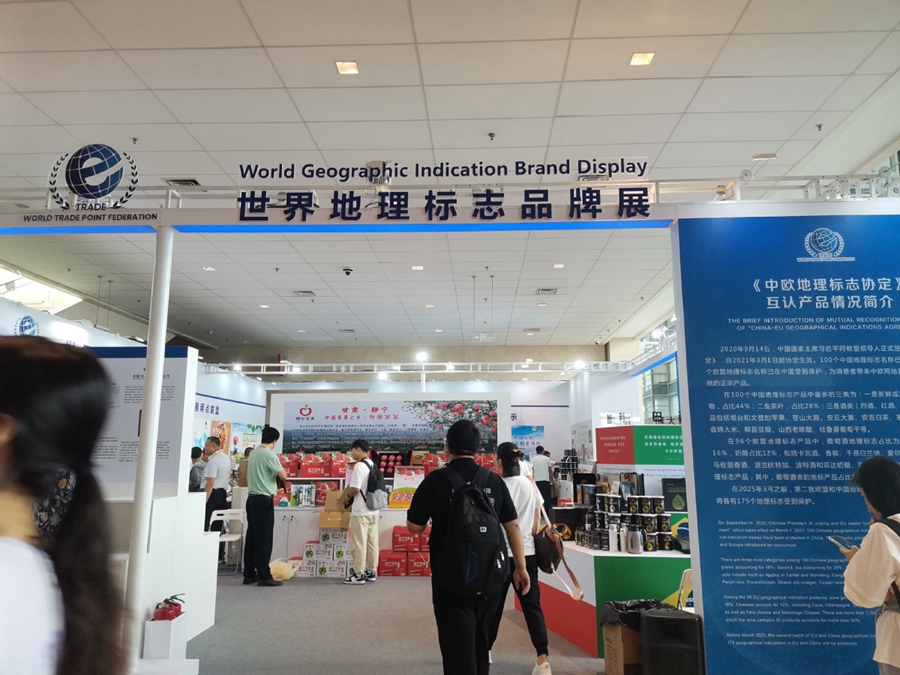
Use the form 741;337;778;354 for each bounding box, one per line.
342;573;366;585
532;662;551;675
364;571;377;582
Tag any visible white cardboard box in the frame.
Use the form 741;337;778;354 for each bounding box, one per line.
316;561;346;578
319;528;349;545
332;543;352;563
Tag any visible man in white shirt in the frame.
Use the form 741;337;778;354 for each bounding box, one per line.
338;439;380;585
203;436;231;561
531;446;555;512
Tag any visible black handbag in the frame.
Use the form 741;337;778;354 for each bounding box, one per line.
531;480;583;600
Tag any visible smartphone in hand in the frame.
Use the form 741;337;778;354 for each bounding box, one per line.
828;535;854;549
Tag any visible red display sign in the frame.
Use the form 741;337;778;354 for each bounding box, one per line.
595;427;636;465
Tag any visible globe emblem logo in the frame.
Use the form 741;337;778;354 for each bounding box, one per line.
65;144;124;200
14;316;39;337
804;227;844;258
48;144;139;210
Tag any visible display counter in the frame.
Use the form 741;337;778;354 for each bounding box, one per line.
270;506;410;562
520;545;690;657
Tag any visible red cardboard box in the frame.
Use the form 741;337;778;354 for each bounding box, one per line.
420;526;432;552
328;453;350;478
392;525;419;552
378;550;407;576
407;551;431;576
423;454;441;476
300;454;327;478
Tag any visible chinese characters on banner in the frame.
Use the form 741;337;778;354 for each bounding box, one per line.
236;187;652;223
676;215;900;675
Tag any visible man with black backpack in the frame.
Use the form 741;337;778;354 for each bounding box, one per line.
338;439;385;585
407;420;530;675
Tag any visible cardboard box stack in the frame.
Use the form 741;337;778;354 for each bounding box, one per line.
290;491;353;578
378;525;432;577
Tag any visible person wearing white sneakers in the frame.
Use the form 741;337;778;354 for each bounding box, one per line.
488;442;552;675
339;439;380;585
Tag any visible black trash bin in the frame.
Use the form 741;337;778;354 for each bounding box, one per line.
640;607;706;675
599;600;669;675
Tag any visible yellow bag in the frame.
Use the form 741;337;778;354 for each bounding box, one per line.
269;559;296;582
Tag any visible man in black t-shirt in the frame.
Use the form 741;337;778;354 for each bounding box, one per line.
408;420;529;675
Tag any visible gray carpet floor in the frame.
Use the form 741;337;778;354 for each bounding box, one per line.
188;575;604;675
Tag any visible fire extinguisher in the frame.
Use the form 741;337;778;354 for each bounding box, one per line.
153;594;185;621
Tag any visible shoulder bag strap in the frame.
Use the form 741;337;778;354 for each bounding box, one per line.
359;458;373;498
439;464;466;492
530;478;584;600
877;518;900;603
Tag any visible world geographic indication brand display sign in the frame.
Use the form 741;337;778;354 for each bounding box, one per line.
675;214;900;675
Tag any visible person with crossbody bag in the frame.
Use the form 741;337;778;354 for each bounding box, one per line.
841;456;900;675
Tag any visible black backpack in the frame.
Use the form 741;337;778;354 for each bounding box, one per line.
433;465;508;599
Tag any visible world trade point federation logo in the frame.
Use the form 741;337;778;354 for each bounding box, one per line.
13;315;39;337
48;143;139;210
798;227;855;262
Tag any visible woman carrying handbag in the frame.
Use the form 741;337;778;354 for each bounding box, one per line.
488;442;553;675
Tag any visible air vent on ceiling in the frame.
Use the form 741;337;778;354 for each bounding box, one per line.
338;329;356;333
294;290;317;297
523;328;540;333
577;174;608;182
164;178;201;187
535;288;558;295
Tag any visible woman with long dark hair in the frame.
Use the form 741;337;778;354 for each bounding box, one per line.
842;455;900;674
488;442;552;675
0;336;125;675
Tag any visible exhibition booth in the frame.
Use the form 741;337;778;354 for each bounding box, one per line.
3;197;900;675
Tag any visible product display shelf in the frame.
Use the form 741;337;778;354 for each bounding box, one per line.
523;543;690;658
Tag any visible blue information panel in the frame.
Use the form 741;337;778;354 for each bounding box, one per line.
676;215;900;675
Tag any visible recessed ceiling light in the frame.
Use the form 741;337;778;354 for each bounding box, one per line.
411;265;424;271
416;351;428;362
425;304;434;308
291;366;301;374
522;364;530;369
446;363;455;371
256;377;262;381
392;364;401;371
335;61;359;75
377;372;389;381
259;304;270;308
526;332;534;336
752;152;777;161
630;52;655;66
435;329;443;332
202;266;215;271
522;377;529;382
233;364;242;372
297;329;305;333
525;358;534;362
553;264;565;269
537;303;547;307
574;360;586;369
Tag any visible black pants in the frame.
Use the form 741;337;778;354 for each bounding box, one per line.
536;481;552;514
488;555;549;657
244;494;275;581
204;488;229;531
432;578;501;675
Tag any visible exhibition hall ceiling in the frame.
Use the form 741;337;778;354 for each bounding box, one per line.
0;0;899;350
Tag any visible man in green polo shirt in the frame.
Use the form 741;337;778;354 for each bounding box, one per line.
243;425;287;587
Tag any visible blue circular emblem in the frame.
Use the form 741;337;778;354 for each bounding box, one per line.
15;316;38;336
808;228;842;256
65;144;124;199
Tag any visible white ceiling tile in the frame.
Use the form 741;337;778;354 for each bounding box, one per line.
0;94;55;125
566;36;727;81
128;151;223;176
545;144;662;168
820;74;889;111
574;0;748;37
671;112;810;142
411;0;577;42
0;1;107;51
0;125;77;154
156;90;301;124
0;79;11;93
209;151;328;183
184;123;315;151
557;80;701;116
26;91;176;124
648;166;745;180
550;115;681;145
74;0;259;49
0;176;35;189
418;41;569;85
120;49;284;90
430;118;552;149
307;121;432;150
711;33;888;77
63;124;202;152
791;112;849;141
688;76;844;113
244;0;413;46
735;0;900;33
655;142;777;168
425;83;559;120
771;140;818;165
857;32;900;75
268;45;421;88
291;87;427;122
0;51;146;92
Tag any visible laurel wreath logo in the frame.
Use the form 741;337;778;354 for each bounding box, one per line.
48;149;139;210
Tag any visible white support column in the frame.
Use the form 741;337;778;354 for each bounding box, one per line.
124;224;176;672
420;370;426;392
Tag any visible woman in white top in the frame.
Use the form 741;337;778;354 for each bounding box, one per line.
0;337;125;675
842;455;900;675
489;442;552;675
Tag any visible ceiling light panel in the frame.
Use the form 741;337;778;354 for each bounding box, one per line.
630;52;655;66
335;61;359;75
